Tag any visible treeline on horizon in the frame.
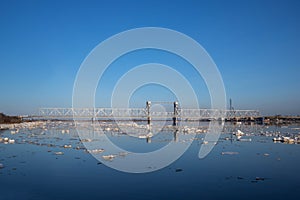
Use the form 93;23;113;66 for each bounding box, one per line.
0;113;22;124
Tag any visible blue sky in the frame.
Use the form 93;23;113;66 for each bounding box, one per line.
0;0;299;115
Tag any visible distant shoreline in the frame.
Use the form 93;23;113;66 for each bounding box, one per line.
1;112;300;125
22;116;300;126
0;113;22;124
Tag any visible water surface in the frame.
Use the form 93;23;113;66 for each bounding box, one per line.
0;122;300;200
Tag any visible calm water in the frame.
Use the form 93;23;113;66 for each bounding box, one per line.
0;122;300;200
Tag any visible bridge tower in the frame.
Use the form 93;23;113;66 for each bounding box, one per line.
146;101;151;125
173;101;179;126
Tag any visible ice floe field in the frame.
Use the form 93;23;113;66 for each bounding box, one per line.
1;121;300;200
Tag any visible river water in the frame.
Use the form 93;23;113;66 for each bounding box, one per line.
0;121;300;200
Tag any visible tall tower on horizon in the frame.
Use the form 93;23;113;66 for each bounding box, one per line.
229;98;234;111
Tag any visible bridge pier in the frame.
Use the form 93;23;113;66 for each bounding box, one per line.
173;129;179;142
173;101;179;126
146;101;151;125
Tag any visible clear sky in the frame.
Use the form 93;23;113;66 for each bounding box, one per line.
0;0;299;115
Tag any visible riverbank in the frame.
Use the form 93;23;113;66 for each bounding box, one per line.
264;115;300;125
0;113;22;124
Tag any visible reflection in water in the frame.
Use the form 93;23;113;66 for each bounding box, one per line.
0;121;300;199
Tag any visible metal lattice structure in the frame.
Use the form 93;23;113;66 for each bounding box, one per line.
37;107;260;120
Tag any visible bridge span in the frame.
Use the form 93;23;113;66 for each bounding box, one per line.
34;107;260;123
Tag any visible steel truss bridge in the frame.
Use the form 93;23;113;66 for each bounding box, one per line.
36;107;260;121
